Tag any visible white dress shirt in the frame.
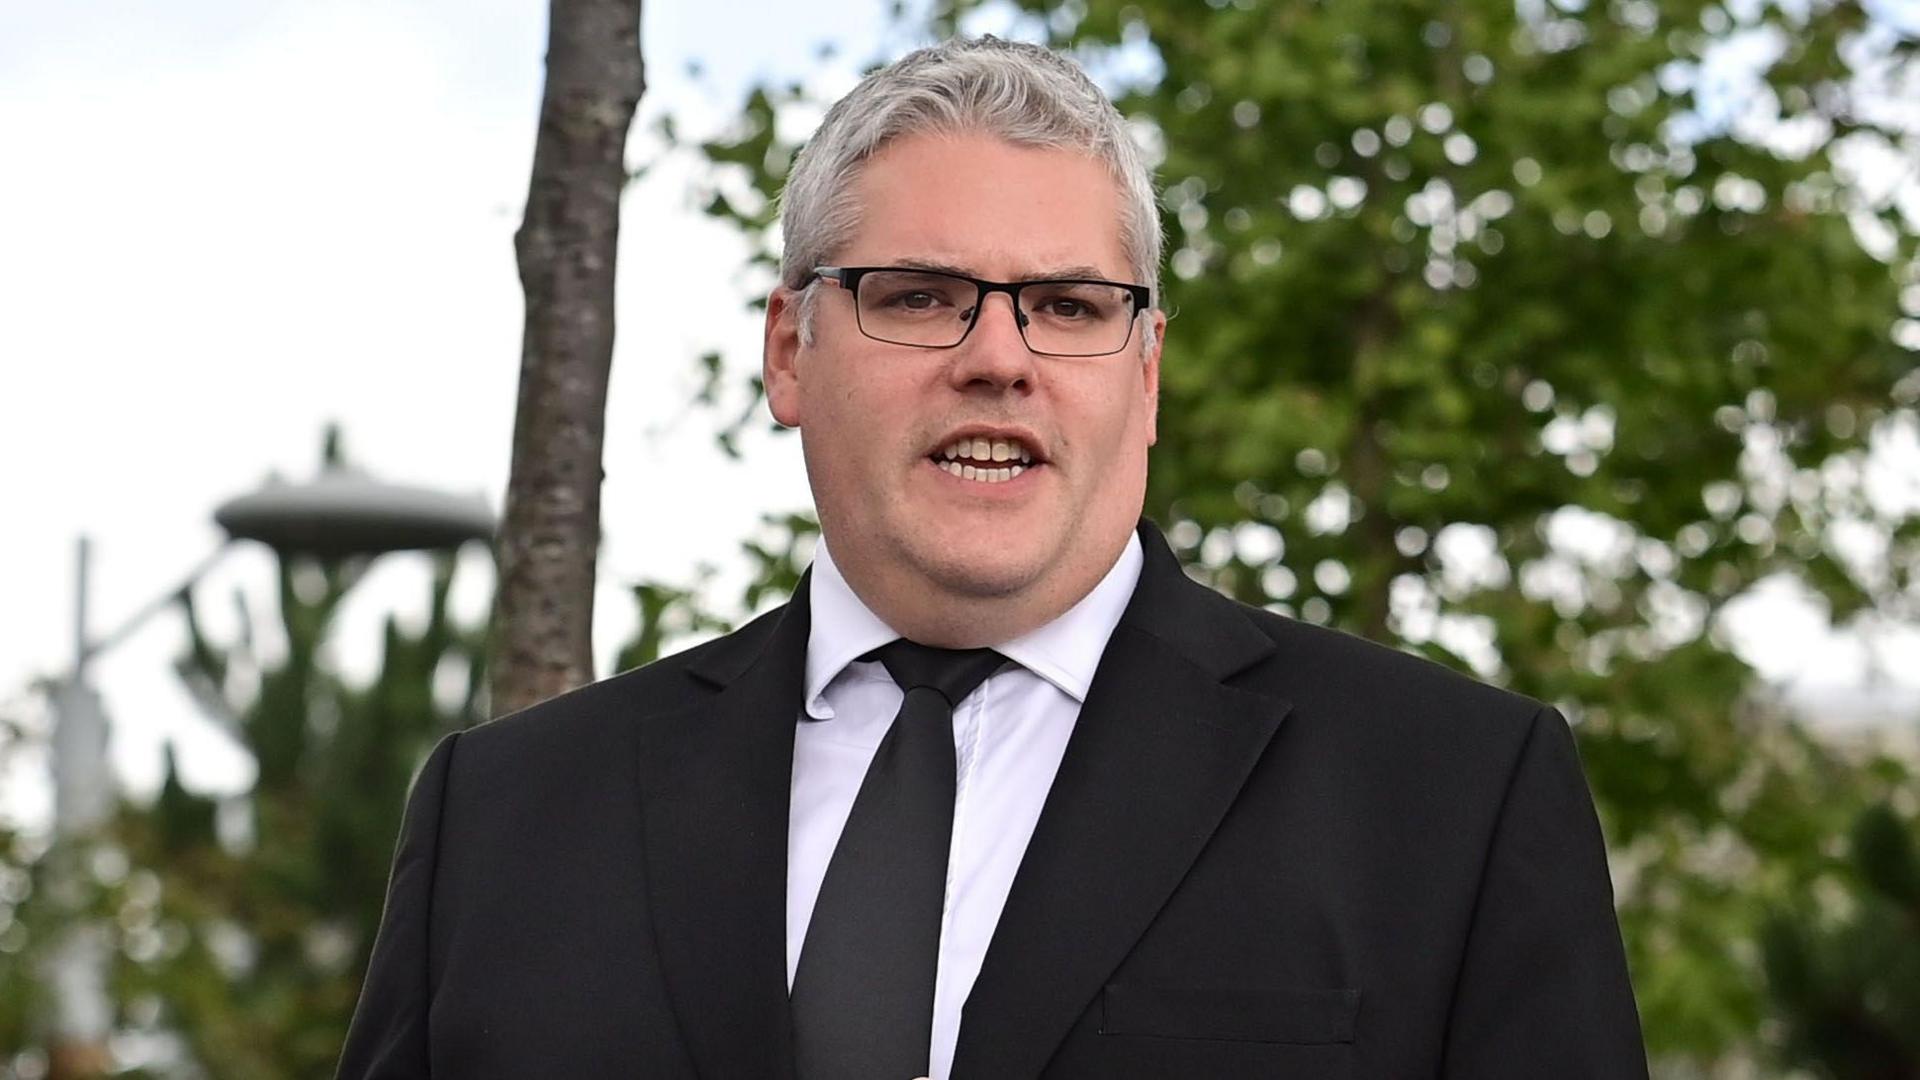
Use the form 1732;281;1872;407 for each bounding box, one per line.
786;533;1143;1080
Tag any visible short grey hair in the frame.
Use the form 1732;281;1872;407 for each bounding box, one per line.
779;36;1162;339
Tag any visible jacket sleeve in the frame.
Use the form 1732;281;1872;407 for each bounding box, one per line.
1440;707;1649;1079
336;731;461;1080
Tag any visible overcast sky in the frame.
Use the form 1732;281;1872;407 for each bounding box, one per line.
2;1;1915;826
0;0;930;816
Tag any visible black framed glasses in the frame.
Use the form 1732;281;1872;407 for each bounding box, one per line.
811;266;1152;357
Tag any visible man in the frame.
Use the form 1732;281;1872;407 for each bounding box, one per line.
340;36;1648;1079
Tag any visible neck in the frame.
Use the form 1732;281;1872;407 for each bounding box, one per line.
828;532;1131;649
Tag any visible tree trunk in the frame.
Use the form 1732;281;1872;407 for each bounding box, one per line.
492;0;644;717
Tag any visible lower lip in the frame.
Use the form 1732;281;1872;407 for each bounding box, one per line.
923;457;1043;493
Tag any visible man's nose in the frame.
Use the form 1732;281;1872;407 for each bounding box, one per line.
950;292;1036;390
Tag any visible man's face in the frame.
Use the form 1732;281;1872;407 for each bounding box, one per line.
764;131;1163;639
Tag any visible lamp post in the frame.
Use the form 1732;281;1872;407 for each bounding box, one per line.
42;463;493;1080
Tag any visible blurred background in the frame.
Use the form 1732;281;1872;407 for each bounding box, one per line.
2;0;1917;1076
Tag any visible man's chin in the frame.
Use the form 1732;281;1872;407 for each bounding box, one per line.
905;544;1048;602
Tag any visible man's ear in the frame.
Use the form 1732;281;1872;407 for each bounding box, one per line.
1142;309;1165;446
764;286;804;429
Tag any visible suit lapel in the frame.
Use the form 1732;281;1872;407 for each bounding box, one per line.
951;524;1293;1079
637;579;810;1080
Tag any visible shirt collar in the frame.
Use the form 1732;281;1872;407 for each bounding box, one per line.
802;531;1143;719
802;540;905;720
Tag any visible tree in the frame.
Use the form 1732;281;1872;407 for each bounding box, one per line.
1763;797;1920;1078
0;697;56;1063
676;0;1920;1069
493;0;646;717
0;434;491;1080
97;446;491;1078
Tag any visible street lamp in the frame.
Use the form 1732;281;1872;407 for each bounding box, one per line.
42;462;493;1080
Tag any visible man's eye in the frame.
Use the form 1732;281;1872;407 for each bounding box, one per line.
1034;293;1110;320
881;290;951;310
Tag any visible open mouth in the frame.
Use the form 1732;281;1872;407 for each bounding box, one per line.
929;435;1040;484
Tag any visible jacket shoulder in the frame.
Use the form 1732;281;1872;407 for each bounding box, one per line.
1230;599;1546;735
1218;600;1575;845
450;602;787;760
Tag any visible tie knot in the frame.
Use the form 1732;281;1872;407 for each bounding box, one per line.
861;640;1007;708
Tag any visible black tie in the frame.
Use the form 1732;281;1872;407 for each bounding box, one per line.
791;640;1008;1080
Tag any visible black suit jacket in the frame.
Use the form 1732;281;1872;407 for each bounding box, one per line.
339;521;1648;1078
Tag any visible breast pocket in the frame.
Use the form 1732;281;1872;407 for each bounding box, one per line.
1099;983;1361;1044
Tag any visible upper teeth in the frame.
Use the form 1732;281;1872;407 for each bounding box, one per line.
942;437;1032;465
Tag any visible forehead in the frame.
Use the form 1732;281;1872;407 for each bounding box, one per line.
839;131;1130;279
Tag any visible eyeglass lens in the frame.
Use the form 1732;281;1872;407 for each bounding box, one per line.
852;270;1138;356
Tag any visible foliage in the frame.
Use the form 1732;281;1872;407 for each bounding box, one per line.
0;702;41;1057
99;540;487;1079
0;433;492;1077
611;511;818;671
1763;796;1920;1078
672;0;1920;1069
0;830;50;1067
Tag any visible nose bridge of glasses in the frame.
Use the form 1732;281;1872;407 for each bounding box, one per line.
971;283;1031;332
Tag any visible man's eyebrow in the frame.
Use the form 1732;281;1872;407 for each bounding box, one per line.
1021;264;1113;282
890;257;976;276
888;257;1120;282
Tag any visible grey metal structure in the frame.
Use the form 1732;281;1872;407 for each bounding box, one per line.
215;466;495;559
